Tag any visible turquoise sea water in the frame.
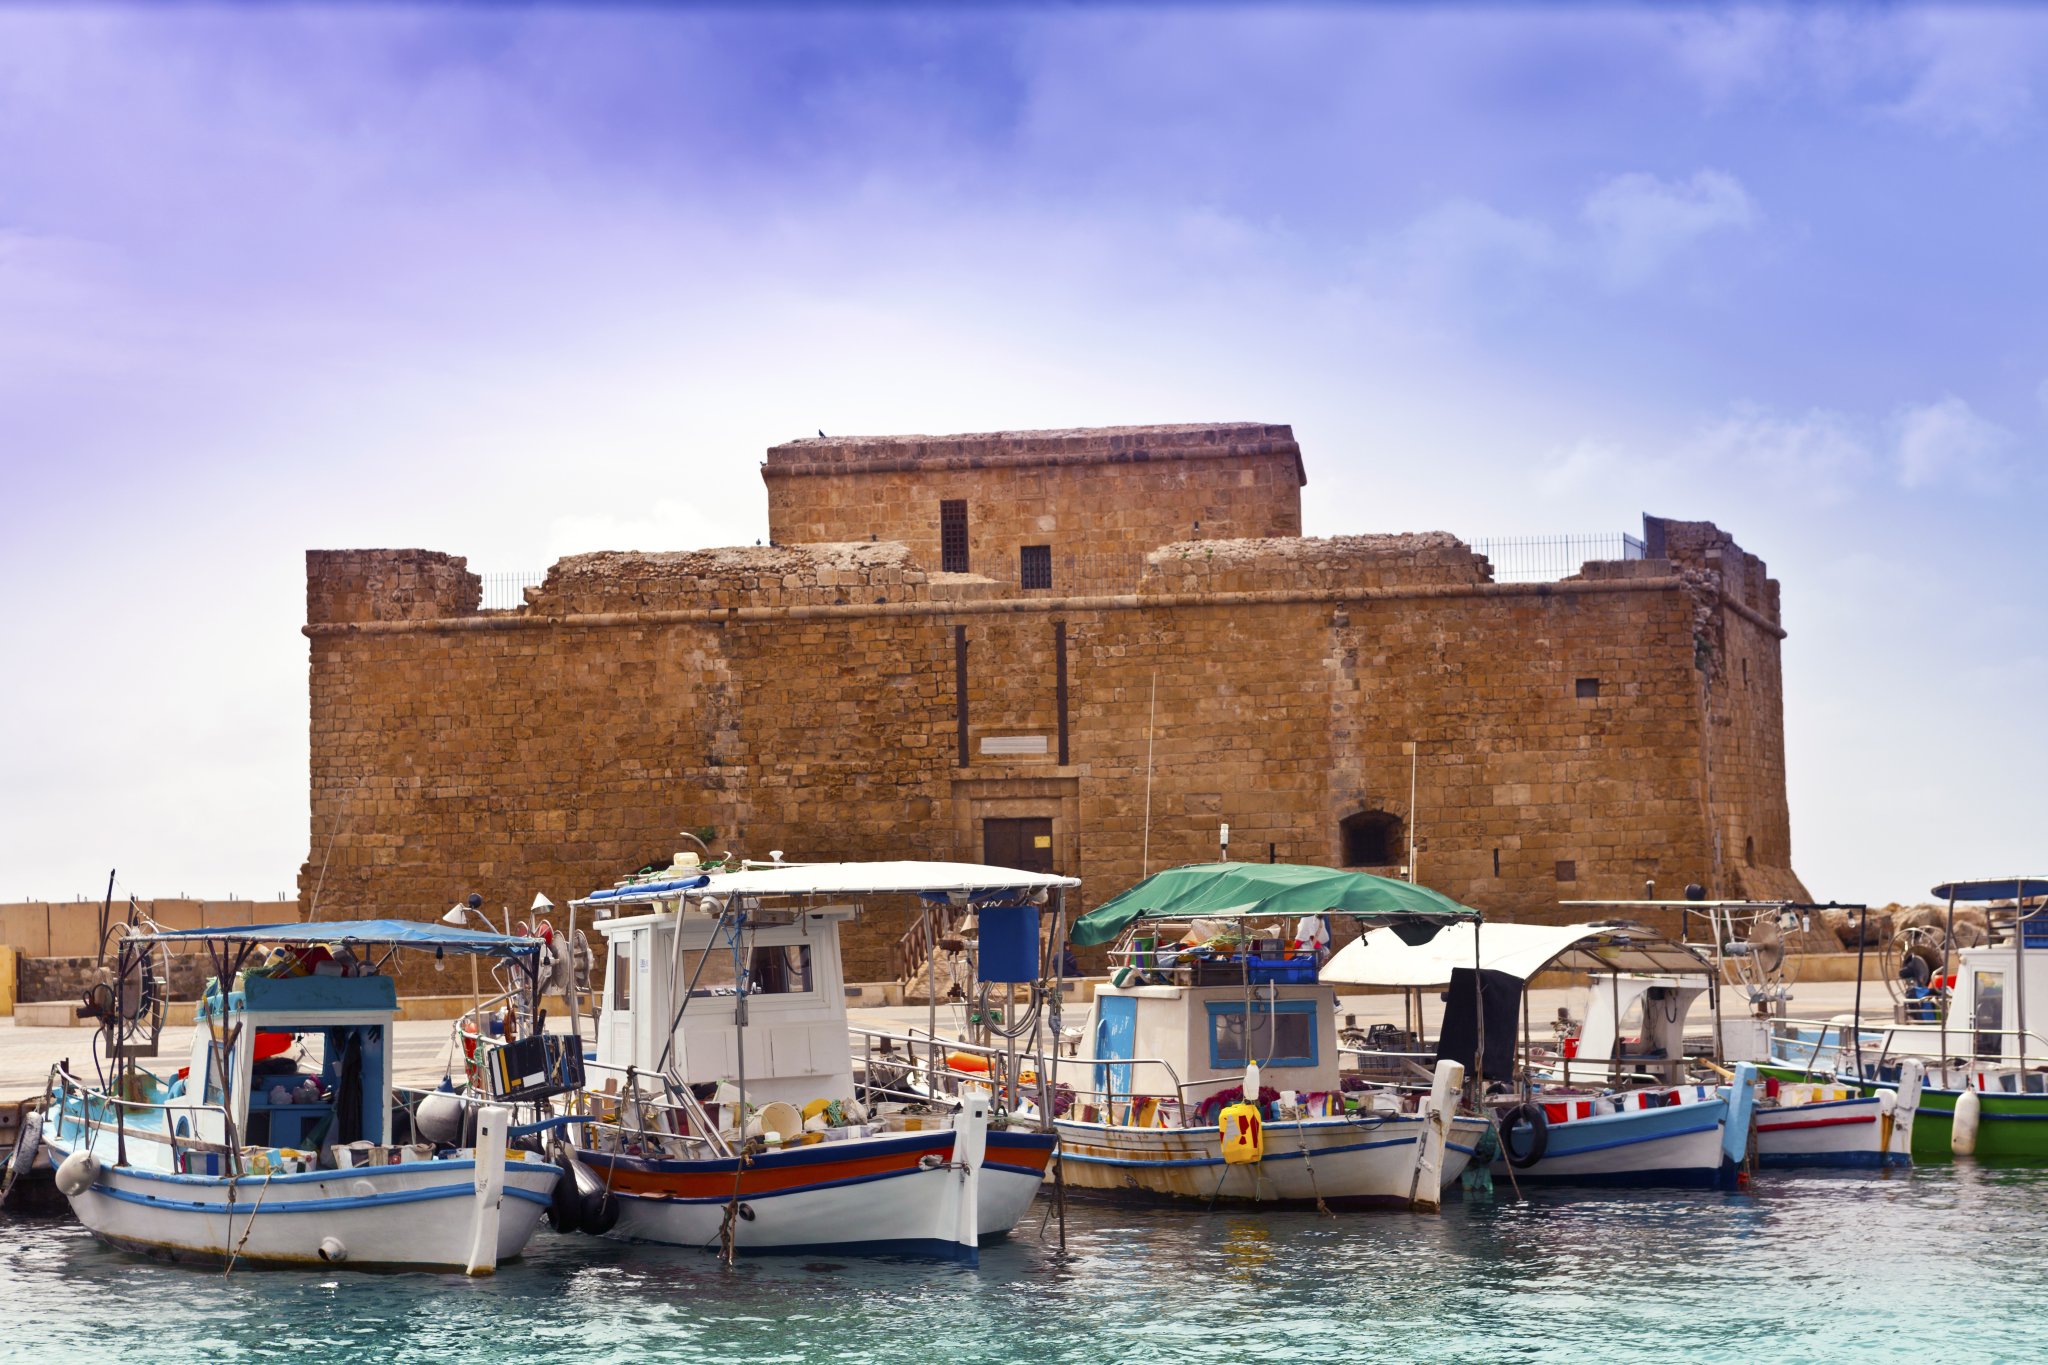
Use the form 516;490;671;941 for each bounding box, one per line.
7;1165;2048;1363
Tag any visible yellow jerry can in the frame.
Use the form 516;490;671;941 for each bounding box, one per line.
1219;1101;1264;1164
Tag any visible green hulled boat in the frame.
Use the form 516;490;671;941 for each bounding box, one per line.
1765;875;2048;1161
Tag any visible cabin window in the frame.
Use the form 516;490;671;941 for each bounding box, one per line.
940;500;969;573
1340;809;1401;868
201;1038;229;1106
1020;544;1052;589
749;944;814;994
612;944;631;1011
1207;1000;1318;1069
1973;971;2005;1059
677;944;815;997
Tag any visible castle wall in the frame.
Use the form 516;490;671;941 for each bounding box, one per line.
303;516;1804;982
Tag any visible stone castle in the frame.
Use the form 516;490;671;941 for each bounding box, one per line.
302;422;1806;978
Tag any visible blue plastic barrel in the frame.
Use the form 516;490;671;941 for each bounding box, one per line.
978;904;1041;983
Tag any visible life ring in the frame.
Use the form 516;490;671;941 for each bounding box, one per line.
1497;1102;1549;1168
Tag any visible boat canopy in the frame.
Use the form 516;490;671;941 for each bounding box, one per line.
135;918;542;960
1931;877;2048;903
1321;919;1712;988
578;860;1078;910
699;860;1076;902
1068;862;1477;948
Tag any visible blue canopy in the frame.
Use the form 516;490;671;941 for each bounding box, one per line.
135;918;541;960
1931;877;2048;903
581;874;710;904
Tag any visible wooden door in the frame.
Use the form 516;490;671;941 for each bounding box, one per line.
983;816;1055;873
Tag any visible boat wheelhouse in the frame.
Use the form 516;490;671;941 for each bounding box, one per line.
568;859;1074;1264
1325;920;1771;1186
1055;862;1484;1210
1764;876;2048;1159
38;919;561;1273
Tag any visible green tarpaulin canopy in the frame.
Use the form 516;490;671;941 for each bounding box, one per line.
1066;861;1481;947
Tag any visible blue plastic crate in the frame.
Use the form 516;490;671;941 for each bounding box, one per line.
1247;956;1319;985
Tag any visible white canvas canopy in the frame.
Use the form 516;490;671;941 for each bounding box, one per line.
694;860;1078;901
1321;919;1713;988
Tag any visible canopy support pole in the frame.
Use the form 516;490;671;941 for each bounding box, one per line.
1471;920;1485;1101
1941;890;1957;1078
1707;905;1727;1072
1853;902;1868;1081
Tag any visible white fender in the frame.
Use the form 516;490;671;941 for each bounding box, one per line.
55;1149;100;1197
1952;1087;1981;1157
1407;1059;1463;1213
951;1084;990;1267
466;1105;510;1276
1896;1060;1925;1120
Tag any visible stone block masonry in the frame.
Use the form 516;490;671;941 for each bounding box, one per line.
303;422;1805;985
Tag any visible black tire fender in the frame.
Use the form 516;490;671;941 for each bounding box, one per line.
1498;1101;1549;1169
548;1158;580;1234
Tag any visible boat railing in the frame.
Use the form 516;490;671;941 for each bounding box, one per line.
1769;1017;2048;1088
49;1063;243;1175
1100;931;1324;988
570;1058;733;1158
850;1025;1058;1127
1337;1044;1440;1089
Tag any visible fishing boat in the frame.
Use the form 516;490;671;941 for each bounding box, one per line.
1325;920;1762;1187
561;858;1073;1264
37;919;561;1272
1564;895;1919;1170
1763;876;2048;1160
1052;863;1483;1211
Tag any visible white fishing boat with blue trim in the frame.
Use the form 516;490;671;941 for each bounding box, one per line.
1053;863;1486;1211
37;917;561;1273
1326;919;1762;1188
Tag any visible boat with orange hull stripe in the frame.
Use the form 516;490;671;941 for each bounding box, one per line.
559;858;1079;1264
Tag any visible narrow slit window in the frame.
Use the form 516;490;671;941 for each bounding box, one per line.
940;500;969;573
1020;544;1052;589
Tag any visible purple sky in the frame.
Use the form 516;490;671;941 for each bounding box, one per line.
3;5;2044;906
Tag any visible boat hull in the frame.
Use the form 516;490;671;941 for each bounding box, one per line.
44;1139;558;1271
980;1129;1056;1237
1755;1095;1909;1169
1493;1099;1731;1187
578;1127;995;1262
1049;1113;1484;1207
1757;1064;2048;1160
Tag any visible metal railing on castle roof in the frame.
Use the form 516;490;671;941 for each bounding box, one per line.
1468;533;1646;583
479;571;547;611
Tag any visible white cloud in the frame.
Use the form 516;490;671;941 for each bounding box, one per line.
1536;405;1873;508
1887;11;2042;137
1894;396;2019;492
1665;8;1794;103
1534;438;1624;499
1682;405;1873;506
1393;197;1556;307
544;497;742;562
1581;169;1758;289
